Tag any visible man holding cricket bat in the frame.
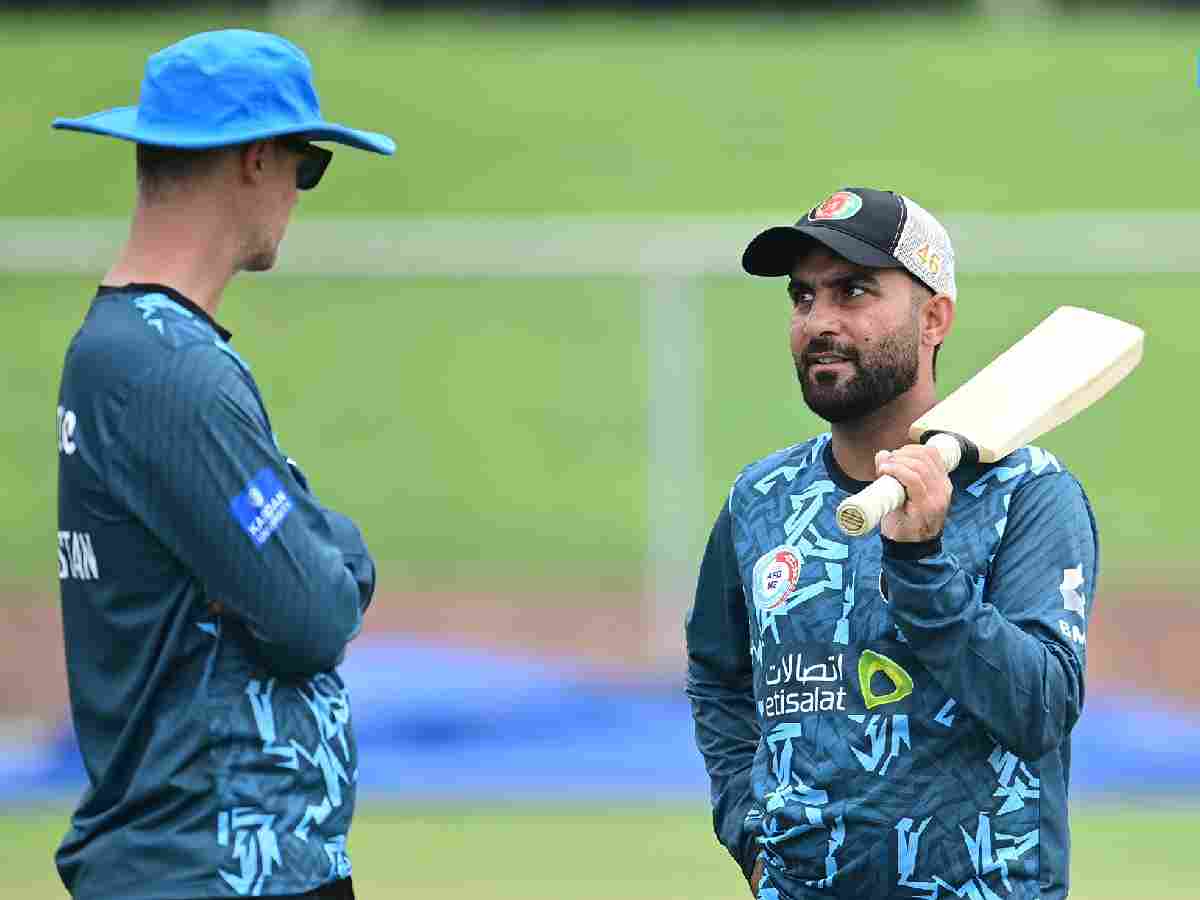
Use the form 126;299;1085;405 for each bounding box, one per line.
51;30;392;900
686;188;1101;900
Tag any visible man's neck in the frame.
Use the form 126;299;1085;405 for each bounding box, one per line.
103;199;239;318
828;384;938;483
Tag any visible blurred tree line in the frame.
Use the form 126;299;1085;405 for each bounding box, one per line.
3;0;1198;13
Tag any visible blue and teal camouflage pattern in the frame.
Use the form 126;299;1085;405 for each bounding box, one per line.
687;433;1097;900
56;285;375;899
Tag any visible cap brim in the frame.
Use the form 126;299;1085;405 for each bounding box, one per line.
742;224;899;277
299;122;396;156
53;107;396;156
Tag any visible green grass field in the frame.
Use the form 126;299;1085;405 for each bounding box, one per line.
2;802;1196;898
4;8;1200;593
4;10;1200;217
1;269;1192;593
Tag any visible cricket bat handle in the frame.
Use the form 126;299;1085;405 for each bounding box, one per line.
834;432;978;537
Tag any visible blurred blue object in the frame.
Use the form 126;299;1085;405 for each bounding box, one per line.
3;638;1198;802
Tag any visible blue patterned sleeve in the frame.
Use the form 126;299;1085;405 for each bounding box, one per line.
883;471;1098;760
685;502;762;880
109;346;375;678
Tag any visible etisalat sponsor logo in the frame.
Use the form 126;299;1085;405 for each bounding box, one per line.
761;648;915;718
762;651;847;717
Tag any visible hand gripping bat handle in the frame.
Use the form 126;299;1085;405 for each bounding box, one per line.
834;432;979;537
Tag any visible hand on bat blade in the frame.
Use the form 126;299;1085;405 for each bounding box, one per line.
875;445;952;543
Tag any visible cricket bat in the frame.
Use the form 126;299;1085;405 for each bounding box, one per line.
834;306;1144;537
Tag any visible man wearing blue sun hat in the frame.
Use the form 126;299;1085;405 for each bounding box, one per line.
51;30;393;900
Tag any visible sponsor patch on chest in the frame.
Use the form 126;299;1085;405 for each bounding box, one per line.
759;641;920;720
762;648;849;717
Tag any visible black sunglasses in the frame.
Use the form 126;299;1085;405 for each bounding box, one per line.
278;137;332;191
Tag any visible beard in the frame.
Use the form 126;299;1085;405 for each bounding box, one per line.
796;322;920;424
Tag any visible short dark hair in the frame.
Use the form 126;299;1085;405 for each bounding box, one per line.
910;277;941;381
135;143;226;202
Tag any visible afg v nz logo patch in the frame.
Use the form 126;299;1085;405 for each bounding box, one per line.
753;547;802;612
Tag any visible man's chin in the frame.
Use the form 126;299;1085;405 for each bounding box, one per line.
806;403;868;425
242;252;278;273
800;383;874;425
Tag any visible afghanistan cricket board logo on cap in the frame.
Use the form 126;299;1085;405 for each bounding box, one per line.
809;191;863;222
753;546;802;612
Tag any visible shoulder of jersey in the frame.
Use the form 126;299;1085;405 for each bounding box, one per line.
956;443;1073;500
69;292;246;393
733;433;832;497
93;291;246;366
114;292;223;349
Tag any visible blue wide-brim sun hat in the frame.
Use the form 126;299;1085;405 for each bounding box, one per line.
52;29;395;155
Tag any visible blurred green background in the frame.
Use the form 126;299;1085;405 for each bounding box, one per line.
4;8;1200;217
3;270;1190;592
2;5;1198;899
4;7;1197;595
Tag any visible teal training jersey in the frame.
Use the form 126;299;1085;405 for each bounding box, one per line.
55;285;376;899
686;434;1097;900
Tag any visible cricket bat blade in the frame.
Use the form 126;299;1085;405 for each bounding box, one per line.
834;306;1144;537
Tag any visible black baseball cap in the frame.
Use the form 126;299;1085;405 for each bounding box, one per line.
742;187;957;300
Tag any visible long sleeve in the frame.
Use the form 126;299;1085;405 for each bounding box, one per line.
884;471;1098;761
685;502;761;880
286;455;376;616
108;346;375;678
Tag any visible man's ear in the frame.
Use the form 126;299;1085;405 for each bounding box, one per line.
239;140;272;186
922;294;955;349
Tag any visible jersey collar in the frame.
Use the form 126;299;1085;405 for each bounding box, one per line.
822;438;874;495
96;282;232;342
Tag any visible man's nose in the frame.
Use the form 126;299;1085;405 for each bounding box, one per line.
800;295;841;338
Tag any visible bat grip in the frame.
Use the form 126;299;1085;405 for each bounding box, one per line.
834;432;975;537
